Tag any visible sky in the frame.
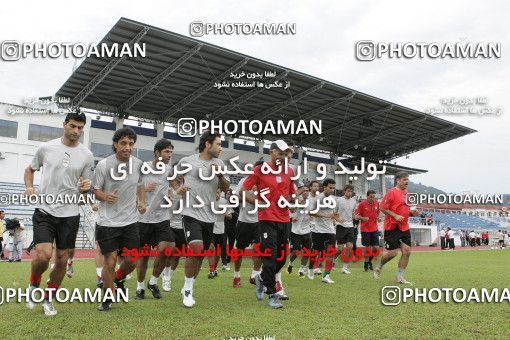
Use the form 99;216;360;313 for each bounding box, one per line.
0;0;508;194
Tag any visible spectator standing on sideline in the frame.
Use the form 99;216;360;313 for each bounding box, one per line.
460;230;466;247
0;210;5;260
8;220;25;261
440;228;446;250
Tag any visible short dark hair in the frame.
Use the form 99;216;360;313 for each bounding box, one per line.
154;138;173;154
198;131;221;152
343;184;354;191
64;111;86;124
367;190;376;196
308;180;319;188
323;178;336;187
112;127;137;152
254;160;264;167
395;171;409;180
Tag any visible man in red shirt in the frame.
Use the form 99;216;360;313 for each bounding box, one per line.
374;171;420;284
354;190;381;272
482;231;488;245
240;140;295;309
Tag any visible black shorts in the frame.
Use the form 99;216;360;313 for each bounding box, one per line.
182;215;214;246
290;232;312;252
336;225;355;244
137;220;172;247
236;221;259;249
212;233;224;247
384;228;412;250
170;228;186;249
311;232;336;253
96;223;140;255
286;222;292;238
32;208;80;250
257;220;290;260
499;240;504;244
361;231;380;247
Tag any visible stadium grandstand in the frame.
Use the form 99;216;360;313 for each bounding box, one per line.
2;17;504;250
419;204;510;230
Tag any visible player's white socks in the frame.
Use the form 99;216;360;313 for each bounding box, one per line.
184;277;194;290
96;267;103;278
275;272;282;282
137;281;145;290
162;267;175;281
149;275;158;285
67;258;73;265
251;270;261;278
162;267;170;277
397;267;405;281
343;263;349;270
234;271;240;278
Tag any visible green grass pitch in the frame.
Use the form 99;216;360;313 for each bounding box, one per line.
0;249;509;339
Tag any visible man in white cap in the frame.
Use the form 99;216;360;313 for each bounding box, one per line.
240;139;296;309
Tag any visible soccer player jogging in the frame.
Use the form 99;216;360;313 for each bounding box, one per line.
222;189;238;271
24;111;94;316
374;171;420;284
273;143;304;299
232;165;263;289
93;127;147;311
161;188;186;292
354;190;381;271
307;180;323;277
309;179;341;284
287;186;312;277
334;184;358;274
240;140;295;309
135;139;175;300
171;131;230;308
84;203;103;288
207;189;233;279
